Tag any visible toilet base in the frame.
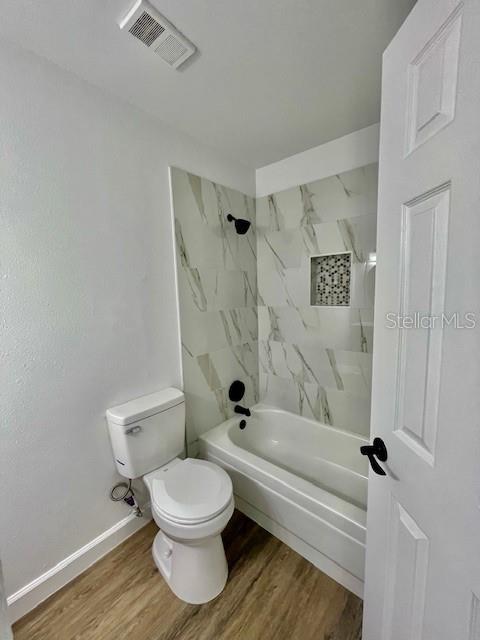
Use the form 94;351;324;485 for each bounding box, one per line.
152;529;228;604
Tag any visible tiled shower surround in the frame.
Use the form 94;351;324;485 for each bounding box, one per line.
256;164;378;437
171;168;258;451
171;163;377;446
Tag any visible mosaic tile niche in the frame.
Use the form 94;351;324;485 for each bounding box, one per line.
171;168;258;453
311;253;352;307
256;163;378;437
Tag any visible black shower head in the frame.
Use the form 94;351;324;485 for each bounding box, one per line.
235;218;251;235
226;213;251;235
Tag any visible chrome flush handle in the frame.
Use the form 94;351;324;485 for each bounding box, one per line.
125;425;142;436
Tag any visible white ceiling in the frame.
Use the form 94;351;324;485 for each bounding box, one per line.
0;0;416;168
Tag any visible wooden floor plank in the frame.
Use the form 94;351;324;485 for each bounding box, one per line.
13;511;362;640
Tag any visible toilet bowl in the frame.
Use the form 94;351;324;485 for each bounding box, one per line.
144;457;234;604
106;388;234;604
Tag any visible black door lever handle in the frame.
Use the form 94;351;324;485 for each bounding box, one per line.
360;437;388;476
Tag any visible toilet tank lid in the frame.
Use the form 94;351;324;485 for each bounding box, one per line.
106;388;184;425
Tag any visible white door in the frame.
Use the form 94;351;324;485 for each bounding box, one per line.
363;0;480;638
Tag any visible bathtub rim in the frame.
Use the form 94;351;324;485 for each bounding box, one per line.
247;404;371;444
199;404;368;538
229;404;370;479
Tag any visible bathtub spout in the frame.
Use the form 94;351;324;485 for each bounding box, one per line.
234;405;251;417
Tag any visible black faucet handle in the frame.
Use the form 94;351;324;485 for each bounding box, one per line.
229;380;245;402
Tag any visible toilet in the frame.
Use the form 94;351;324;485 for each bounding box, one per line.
106;388;234;604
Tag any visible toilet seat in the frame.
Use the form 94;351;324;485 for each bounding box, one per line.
151;458;233;525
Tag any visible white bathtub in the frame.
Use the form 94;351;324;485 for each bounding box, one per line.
199;405;368;597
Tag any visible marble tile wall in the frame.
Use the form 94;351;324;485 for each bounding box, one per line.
256;163;378;437
171;168;258;451
172;163;377;447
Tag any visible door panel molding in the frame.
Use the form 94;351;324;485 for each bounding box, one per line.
382;499;429;640
394;183;450;466
405;3;463;155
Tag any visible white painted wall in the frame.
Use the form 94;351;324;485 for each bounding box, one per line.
255;123;380;197
1;32;379;622
0;563;12;639
0;37;253;619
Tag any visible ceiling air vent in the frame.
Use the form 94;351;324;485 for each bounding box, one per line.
119;0;196;69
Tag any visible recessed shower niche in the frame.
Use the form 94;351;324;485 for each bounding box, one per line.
310;252;352;307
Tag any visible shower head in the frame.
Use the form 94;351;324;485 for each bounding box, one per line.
226;213;251;235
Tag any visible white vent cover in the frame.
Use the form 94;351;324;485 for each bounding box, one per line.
119;0;196;69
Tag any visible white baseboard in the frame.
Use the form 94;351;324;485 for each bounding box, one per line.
7;505;152;624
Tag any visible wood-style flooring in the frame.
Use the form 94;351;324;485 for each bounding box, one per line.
13;510;362;640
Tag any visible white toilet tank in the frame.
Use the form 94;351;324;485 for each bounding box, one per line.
106;388;185;479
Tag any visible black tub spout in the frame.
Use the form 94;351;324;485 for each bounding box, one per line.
234;404;251;417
